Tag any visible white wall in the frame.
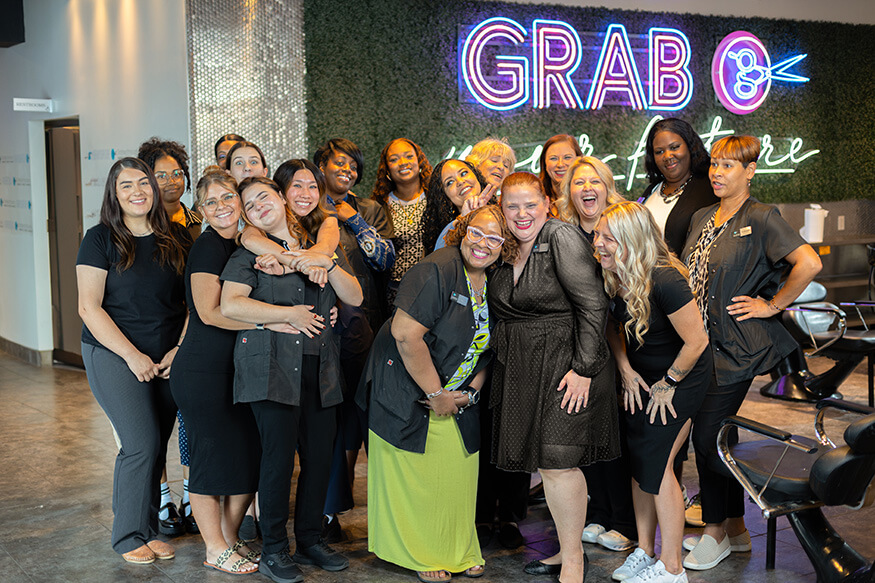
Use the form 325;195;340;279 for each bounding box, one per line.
0;0;190;352
502;0;875;25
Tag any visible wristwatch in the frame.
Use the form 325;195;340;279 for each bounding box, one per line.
663;373;680;387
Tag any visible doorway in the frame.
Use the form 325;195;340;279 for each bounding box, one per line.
45;119;84;366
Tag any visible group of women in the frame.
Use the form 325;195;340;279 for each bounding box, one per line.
78;120;821;583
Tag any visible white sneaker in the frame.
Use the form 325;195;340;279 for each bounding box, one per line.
612;548;656;581
683;534;731;570
598;529;637;552
626;561;688;582
582;523;606;543
683;530;751;552
684;493;705;527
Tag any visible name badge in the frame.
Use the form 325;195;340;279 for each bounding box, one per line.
733;226;752;238
533;242;550;253
451;292;469;306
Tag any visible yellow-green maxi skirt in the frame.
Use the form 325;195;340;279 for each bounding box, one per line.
368;411;483;572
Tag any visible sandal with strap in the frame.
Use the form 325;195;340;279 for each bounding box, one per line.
203;547;258;575
416;570;452;583
232;538;261;563
464;564;485;578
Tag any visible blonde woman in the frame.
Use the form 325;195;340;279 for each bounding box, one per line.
465;137;516;191
557;156;625;244
595;201;710;583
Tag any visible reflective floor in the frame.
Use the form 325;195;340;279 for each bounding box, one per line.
1;350;873;582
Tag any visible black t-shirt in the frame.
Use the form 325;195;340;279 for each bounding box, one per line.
176;226;239;373
610;266;693;380
76;223;191;361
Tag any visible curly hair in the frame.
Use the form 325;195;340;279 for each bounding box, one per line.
444;204;519;265
100;157;188;274
423;159;487;253
538;134;582;202
643;118;710;184
556;157;626;228
273;159;335;245
371;138;432;205
598;201;689;345
137;137;192;194
237;176;305;246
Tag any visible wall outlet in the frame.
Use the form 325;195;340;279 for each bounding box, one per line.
837;215;845;231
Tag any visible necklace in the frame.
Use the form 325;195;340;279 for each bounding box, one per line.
659;175;693;204
469;275;486;301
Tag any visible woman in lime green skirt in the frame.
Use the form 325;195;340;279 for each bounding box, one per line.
358;205;518;583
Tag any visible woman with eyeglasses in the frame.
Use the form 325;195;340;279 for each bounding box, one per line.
76;157;191;564
360;205;518;583
137;137;201;536
170;167;272;574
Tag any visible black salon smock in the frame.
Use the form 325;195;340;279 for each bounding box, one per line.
357;246;491;455
682;197;806;385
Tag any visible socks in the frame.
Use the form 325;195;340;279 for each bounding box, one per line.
182;479;191;516
158;482;173;519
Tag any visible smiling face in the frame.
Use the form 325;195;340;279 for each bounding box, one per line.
229;147;267;184
570;164;609;225
200;183;241;231
115;167;154;220
386;140;420;186
500;184;549;245
153;155;184;206
241;183;285;232
440;160;482;210
653;130;691;185
460;211;504;273
320;149;358;197
709;157;755;201
593;217;621;272
544;141;578;187
285;169;321;217
477;154;512;188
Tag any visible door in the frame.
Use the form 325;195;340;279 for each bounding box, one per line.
46;121;84;366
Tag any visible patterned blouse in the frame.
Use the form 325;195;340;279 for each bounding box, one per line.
388;191;427;283
444;270;489;391
686;210;731;330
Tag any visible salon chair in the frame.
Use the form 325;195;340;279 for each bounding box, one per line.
760;282;875;406
717;398;875;581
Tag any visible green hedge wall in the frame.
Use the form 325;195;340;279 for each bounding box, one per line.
303;0;875;203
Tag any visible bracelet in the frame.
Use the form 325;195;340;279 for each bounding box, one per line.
326;259;338;274
425;388;443;400
769;298;783;312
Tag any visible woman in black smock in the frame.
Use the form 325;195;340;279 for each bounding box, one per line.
597;201;710;582
490;172;618;583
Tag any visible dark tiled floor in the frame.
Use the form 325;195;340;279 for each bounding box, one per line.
1;350;873;582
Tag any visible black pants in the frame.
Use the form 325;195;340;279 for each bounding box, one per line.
476;382;529;524
691;372;753;524
581;409;637;540
249;356;337;554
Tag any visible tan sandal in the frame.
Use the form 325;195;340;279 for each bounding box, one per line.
464;564;485;578
416;570;452;582
203;547;258;575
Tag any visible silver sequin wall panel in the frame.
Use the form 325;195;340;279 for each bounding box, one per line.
185;0;308;178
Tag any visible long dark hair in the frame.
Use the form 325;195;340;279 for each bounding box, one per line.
644;118;710;184
273;159;334;245
100;157;188;274
423;159;488;252
371;138;432;205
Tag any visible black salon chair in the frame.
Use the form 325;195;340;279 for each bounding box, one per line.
717;399;875;581
761;283;875;406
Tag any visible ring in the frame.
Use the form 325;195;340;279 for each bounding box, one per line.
577;396;583;400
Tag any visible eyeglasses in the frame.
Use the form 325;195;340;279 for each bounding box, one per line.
201;192;238;211
155;169;185;184
466;225;505;249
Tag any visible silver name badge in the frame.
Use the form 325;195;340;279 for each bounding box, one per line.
451;292;469;306
534;242;550;253
733;226;752;238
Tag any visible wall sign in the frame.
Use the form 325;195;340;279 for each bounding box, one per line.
459;18;808;115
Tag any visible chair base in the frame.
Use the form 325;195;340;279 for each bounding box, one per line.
788;508;872;583
760;372;842;403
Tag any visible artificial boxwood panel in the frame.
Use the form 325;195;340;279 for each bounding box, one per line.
302;0;875;203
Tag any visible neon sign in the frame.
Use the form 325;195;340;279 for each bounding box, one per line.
712;31;809;115
459;18;807;113
441;116;820;192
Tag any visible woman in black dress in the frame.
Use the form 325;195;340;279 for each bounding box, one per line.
170;167;281;574
596;201;710;583
491;172;619;583
640;118;718;256
76;157;190;564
